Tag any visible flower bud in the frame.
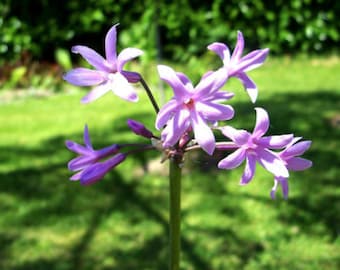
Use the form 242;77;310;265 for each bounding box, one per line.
127;119;153;138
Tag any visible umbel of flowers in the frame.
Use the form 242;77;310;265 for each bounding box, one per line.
63;24;312;269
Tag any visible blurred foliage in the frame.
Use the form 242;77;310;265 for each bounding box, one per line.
0;0;339;65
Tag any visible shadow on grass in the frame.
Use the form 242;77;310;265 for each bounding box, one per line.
0;90;339;269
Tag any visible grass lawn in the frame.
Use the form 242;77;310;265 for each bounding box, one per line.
0;55;339;269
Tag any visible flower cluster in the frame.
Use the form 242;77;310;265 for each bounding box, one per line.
64;24;312;199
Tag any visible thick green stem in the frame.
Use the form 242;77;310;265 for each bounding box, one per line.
169;158;182;270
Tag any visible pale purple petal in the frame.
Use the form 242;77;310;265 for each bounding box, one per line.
70;171;82;181
218;148;246;169
83;125;92;149
155;99;179;129
253;107;270;138
204;91;234;102
176;72;193;88
81;82;112;103
207;42;230;64
220;126;250;146
162;110;190;147
234;48;269;72
236;73;258;103
157;65;189;100
105;24;118;63
109;73;138;102
257;148;289;177
117;48;143;71
258;134;293;149
63;68;106;86
286;157;313;171
231;31;245;62
194;68;228;98
281;140;312;159
240;154;256;185
190;110;216;155
65;140;90;155
71;45;109;72
196;101;234;121
68;155;97;171
271;177;289;199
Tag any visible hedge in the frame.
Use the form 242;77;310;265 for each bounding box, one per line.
1;0;339;64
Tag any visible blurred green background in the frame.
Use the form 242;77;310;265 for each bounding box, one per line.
0;1;339;269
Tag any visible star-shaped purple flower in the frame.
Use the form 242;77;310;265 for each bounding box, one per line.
156;65;234;155
218;107;293;184
66;125;123;185
208;31;269;103
270;137;312;199
63;24;143;103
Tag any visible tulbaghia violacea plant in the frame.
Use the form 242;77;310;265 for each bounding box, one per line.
64;25;312;270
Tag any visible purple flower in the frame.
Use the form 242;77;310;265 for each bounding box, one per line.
156;65;234;155
66;125;120;183
208;31;269;103
71;153;126;185
63;24;143;103
270;137;312;199
218;107;293;184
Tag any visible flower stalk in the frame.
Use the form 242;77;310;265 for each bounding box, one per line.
169;156;182;270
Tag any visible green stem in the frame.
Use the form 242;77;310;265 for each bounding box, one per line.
169;158;182;270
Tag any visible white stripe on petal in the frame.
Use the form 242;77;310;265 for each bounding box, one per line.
109;73;138;102
257;148;289;177
190;110;216;155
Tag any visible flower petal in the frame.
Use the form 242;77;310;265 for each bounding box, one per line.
155;99;179;129
281;140;312;159
81;82;112;103
286;157;312;171
207;42;230;64
190;110;216;155
117;48;143;71
109;73;138;102
63;68;106;86
231;31;245;62
234;48;269;73
176;72;193;89
258;134;294;149
65;140;90;155
71;45;109;72
240;154;256;185
194;68;228;98
257;148;289;177
270;177;289;199
196;101;234;121
220;126;250;145
253;107;269;138
236;73;257;103
105;24;118;63
83;125;93;149
218;148;246;169
157;65;189;100
68;155;97;171
204;91;234;102
162;110;190;147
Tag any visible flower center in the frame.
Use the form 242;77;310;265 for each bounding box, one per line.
184;98;195;110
